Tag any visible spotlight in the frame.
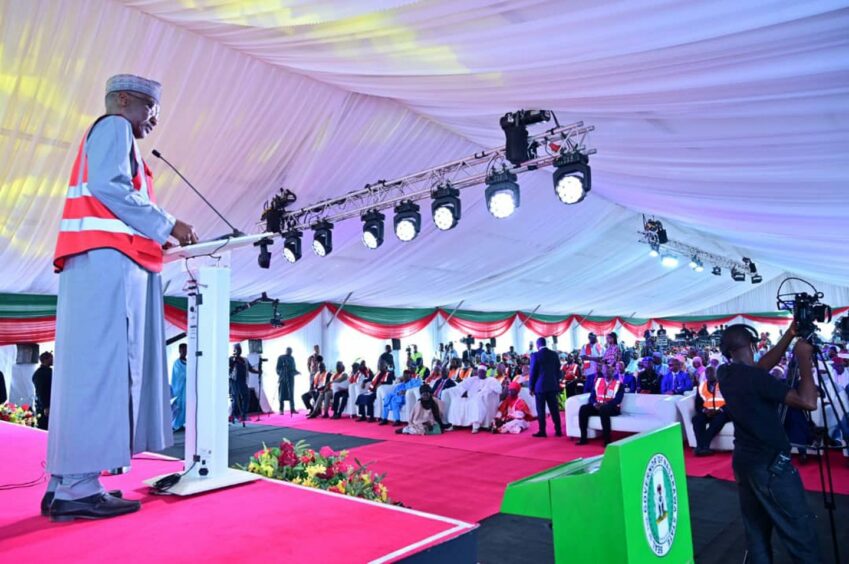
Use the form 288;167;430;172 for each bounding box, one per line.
254;237;273;269
361;210;385;250
688;257;698;269
431;183;461;231
731;267;746;282
712;266;722;276
661;254;679;268
500;110;551;166
552;152;591;205
743;257;758;274
689;256;704;272
751;274;763;284
282;229;302;263
644;219;668;244
394;201;421;242
695;264;704;273
311;221;333;257
649;243;660;257
485;168;520;219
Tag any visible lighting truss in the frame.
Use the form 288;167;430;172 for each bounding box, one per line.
262;121;595;235
637;229;749;273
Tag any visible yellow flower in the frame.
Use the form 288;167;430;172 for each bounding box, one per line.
292;477;303;485
363;474;371;485
302;478;318;488
306;464;326;478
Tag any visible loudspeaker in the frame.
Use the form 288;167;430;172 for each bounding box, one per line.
16;343;39;364
249;339;263;354
391;338;402;351
552;335;558;345
489;338;496;347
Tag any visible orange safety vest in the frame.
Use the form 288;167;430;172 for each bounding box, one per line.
457;368;473;381
54;119;163;273
698;381;725;410
582;343;602;373
594;377;621;404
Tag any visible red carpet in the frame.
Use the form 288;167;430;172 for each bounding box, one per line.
254;412;849;523
0;423;473;562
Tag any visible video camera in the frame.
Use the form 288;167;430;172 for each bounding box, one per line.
460;334;475;349
777;282;832;340
261;188;298;233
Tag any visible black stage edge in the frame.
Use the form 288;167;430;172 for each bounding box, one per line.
399;527;478;564
157;423;381;466
475;476;848;564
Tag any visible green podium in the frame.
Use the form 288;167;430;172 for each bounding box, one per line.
501;424;693;563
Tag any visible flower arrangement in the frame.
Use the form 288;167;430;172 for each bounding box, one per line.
0;403;37;427
243;439;391;504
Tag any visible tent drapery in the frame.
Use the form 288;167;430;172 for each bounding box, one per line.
0;293;808;345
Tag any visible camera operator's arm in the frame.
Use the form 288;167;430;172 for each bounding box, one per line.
783;339;818;411
756;322;796;371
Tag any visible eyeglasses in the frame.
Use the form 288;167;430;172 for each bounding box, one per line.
124;91;160;118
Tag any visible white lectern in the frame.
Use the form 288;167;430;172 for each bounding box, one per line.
144;233;271;495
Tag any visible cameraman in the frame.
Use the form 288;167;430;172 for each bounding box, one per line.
717;323;820;563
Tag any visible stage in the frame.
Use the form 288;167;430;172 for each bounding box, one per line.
0;423;476;563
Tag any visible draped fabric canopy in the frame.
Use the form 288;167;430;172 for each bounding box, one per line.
1;0;847;318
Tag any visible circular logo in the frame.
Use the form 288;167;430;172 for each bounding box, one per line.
642;454;678;557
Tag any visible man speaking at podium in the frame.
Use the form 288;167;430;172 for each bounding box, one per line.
46;74;197;521
717;324;820;563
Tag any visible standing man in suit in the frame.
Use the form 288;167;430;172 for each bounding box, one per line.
530;337;562;438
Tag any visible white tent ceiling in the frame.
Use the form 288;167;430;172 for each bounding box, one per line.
1;0;847;317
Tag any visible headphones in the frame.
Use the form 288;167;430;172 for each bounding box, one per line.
719;324;759;359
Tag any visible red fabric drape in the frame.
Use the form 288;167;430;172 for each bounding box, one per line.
574;318;618;334
327;305;437;339
163;304;323;341
442;312;517;339
517;314;574;337
0;318;56;345
739;315;792;326
617;317;653;336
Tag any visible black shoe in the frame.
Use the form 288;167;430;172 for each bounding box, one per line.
331;414;341;419
395;427;405;434
50;492;140;522
576;438;588;445
355;416;366;422
392;420;404;427
378;419;388;426
532;432;547;438
322;413;330;419
41;490;124;517
368;417;376;423
555;430;563;437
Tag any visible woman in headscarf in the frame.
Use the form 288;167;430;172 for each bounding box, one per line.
397;384;444;435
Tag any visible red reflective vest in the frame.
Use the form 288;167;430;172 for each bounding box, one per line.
698;381;725;410
594;377;621;404
54;122;163;273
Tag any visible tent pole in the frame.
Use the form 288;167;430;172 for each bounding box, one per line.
439;300;465;330
326;292;353;328
517;304;541;328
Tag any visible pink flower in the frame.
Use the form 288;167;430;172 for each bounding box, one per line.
319;446;336;458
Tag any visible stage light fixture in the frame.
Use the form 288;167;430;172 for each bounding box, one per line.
254;237;273;269
282;230;302;263
361;210;385;250
751;274;763;284
393;201;421;242
731;267;746;282
649;243;660;257
485;168;520;219
712;266;722;276
688;257;698;269
644;219;669;244
431;183;462;231
743;257;758;274
552;152;591;205
500;110;551;166
689;256;704;272
311;221;333;257
661;254;679;268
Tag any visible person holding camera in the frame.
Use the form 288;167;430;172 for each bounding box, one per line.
717;323;820;563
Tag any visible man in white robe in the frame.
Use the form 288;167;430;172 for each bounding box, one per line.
45;74;197;521
448;367;502;433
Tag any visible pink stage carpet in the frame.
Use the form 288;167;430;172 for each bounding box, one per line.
0;423;474;562
254;412;849;523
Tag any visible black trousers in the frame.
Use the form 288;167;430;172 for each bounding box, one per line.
578;403;619;443
278;374;295;412
230;378;249;421
732;454;821;564
356;393;376;418
302;390;318;411
692;410;729;450
332;390;349;415
534;391;561;435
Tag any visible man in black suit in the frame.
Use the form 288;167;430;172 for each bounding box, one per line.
529;337;562;437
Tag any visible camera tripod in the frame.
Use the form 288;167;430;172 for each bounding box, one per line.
779;342;846;564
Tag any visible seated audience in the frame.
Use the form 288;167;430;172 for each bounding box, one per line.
448;367;502;433
396;384;444;435
493;382;534;434
561;355;581;397
691;366;729;456
578;363;624;445
306;362;334;418
355;362;394;422
456;358;474;381
637;357;660;394
660;356;693;395
617;360;637;393
690;356;706;383
379;369;422;426
329;361;351;419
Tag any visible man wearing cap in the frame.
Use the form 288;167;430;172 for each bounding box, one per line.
46;74;197;521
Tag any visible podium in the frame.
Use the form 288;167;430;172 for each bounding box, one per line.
144;233;271;495
501;424;693;563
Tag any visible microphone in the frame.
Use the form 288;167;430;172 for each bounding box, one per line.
152;149;244;238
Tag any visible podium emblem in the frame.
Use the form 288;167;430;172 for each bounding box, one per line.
642;453;678;556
